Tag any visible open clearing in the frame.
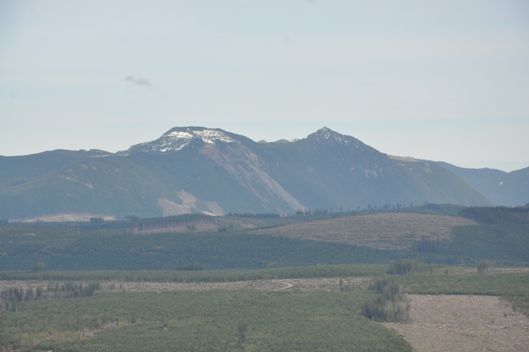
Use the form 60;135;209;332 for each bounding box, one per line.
385;294;529;352
0;277;369;293
253;213;477;249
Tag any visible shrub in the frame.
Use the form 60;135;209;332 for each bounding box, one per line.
387;260;421;275
362;278;410;322
31;262;46;272
477;259;494;274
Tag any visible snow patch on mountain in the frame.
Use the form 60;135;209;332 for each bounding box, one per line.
126;127;235;154
167;129;235;145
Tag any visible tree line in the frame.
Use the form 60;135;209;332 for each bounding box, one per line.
0;282;100;312
459;205;529;224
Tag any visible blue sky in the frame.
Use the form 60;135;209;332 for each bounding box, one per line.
1;0;528;171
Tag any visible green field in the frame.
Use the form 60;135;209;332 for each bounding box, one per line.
1;290;411;352
1;264;529;351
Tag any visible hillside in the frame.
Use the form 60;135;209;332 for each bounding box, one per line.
438;162;529;206
2;207;528;271
253;213;477;250
0;127;518;220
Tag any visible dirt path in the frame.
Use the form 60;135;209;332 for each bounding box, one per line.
384;295;529;352
0;277;368;293
273;282;293;291
98;277;368;292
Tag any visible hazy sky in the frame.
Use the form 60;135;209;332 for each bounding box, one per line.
1;0;528;171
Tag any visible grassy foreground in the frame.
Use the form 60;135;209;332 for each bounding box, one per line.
2;264;529;351
1;290;411;352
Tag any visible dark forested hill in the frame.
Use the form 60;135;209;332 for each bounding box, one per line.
0;126;517;220
1;208;528;271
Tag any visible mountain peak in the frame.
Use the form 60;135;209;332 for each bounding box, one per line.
307;127;360;146
311;127;347;139
164;127;235;145
126;127;235;154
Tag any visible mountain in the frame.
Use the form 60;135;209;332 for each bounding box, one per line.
438;162;529;206
1;126;522;221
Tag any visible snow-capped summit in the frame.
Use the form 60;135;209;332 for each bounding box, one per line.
125;127;235;154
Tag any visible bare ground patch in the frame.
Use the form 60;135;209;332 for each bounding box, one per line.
0;277;369;294
384;294;529;352
98;277;370;293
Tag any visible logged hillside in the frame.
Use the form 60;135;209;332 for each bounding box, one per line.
253;213;477;250
2;206;528;271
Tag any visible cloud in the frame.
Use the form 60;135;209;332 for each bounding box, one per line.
125;75;152;88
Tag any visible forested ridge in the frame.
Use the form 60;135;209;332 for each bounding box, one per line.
1;205;529;271
459;204;529;224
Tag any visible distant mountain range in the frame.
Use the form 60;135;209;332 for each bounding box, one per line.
1;127;527;221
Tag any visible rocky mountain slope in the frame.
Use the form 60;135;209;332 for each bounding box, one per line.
1;126;521;221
